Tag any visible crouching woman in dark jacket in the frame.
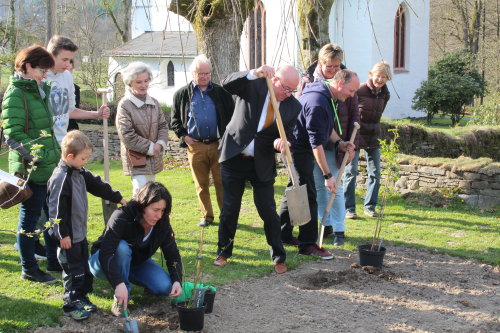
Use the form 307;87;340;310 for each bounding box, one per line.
89;182;182;315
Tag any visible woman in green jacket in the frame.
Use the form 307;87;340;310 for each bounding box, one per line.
1;45;60;283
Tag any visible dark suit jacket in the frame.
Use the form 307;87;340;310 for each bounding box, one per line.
219;71;302;182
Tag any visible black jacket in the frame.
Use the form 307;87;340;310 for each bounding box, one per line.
47;160;123;243
357;79;390;149
91;202;182;289
220;71;302;182
170;81;234;139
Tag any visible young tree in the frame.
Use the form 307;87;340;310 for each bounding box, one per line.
412;50;486;125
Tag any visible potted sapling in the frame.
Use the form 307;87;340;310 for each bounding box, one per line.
358;127;400;268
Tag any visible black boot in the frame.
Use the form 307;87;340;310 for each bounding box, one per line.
333;232;345;246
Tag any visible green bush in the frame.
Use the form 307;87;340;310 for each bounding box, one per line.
467;92;500;126
412;50;486;126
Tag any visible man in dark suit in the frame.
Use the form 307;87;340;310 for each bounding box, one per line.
214;65;301;274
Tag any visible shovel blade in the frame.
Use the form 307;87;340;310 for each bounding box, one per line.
124;319;139;333
285;184;311;226
102;200;118;225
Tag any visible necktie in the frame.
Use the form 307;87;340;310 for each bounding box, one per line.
262;101;275;129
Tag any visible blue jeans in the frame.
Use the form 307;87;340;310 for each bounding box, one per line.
312;149;345;232
344;148;381;212
89;240;173;297
17;183;51;272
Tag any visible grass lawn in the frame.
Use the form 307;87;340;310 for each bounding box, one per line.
0;156;498;332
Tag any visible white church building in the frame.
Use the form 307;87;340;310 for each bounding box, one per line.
106;0;429;118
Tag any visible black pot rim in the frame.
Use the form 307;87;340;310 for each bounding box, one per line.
358;244;386;253
176;302;206;311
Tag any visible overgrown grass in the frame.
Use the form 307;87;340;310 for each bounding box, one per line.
384;117;493;137
0;157;498;332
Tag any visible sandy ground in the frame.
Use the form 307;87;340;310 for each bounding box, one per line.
34;246;499;333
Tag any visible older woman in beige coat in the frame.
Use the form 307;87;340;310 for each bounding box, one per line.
116;62;168;195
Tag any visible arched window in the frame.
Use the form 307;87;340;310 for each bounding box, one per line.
167;61;175;86
394;5;406;70
248;1;266;69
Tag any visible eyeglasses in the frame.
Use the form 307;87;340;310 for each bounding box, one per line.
278;77;297;94
195;72;211;77
38;68;48;73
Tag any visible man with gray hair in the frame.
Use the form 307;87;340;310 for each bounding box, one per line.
280;69;359;255
171;54;234;227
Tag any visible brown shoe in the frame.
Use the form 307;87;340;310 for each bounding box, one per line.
274;262;287;274
214;255;228;267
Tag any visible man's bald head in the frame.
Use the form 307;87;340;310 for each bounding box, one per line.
273;65;300;101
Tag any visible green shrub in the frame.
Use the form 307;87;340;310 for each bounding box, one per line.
467;92;500;126
412;50;486;126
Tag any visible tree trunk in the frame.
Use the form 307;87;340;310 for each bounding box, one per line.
470;0;483;54
122;0;131;43
169;0;255;84
8;0;16;54
103;0;130;44
297;0;335;68
46;0;57;44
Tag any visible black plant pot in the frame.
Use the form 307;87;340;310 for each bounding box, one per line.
177;302;206;331
358;244;386;268
204;289;216;313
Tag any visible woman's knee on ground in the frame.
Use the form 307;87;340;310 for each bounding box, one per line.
147;277;173;297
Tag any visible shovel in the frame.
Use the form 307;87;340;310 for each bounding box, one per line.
318;122;360;248
97;87;117;225
122;307;140;333
265;77;310;226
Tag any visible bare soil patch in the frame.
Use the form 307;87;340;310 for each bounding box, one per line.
35;247;499;333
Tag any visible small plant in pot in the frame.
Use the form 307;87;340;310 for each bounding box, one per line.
174;228;216;331
358;127;400;268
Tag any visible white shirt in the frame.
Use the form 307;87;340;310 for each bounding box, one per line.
44;70;76;144
241;71;279;157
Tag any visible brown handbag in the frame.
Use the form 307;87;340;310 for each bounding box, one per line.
127;149;147;168
0;180;33;209
0;95;33;209
126;103;153;168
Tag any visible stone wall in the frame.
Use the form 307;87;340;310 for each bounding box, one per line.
83;129;185;162
81;130;500;209
380;123;500;161
355;159;500;209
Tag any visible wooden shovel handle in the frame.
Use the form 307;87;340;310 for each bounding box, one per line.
99;91;110;183
264;77;297;186
318;122;360;248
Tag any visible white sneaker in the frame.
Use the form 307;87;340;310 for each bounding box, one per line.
345;211;358;219
364;208;379;218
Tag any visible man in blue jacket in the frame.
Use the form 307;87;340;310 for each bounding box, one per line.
280;69;359;258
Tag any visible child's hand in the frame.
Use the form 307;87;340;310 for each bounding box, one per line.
120;199;128;206
60;236;72;249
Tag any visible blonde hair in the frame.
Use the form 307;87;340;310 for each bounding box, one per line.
370;62;392;80
61;130;93;157
318;43;344;64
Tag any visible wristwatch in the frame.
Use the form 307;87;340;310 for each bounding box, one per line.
323;172;333;180
334;139;344;148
